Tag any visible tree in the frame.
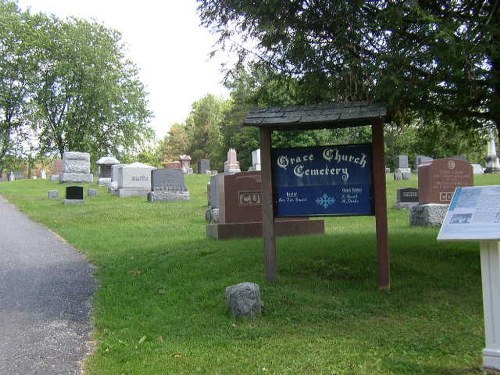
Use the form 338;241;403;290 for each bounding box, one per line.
0;0;37;175
159;123;189;164
185;94;231;170
198;1;500;143
31;15;153;161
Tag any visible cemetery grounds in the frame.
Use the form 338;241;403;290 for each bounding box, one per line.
1;174;500;374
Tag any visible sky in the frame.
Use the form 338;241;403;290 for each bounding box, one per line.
16;0;230;139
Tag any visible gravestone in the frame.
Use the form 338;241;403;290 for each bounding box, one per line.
147;169;190;202
52;159;64;178
198;159;211;174
60;152;93;183
48;190;59;200
394;187;419;209
472;164;484;174
8;171;15;181
164;161;182;169
40;170;47;179
179;155;193;174
416;155;433;170
64;186;84;204
395;154;411;179
418;158;473;205
108;164;124;193
411;158;473;226
113;162;156;198
206;171;324;239
223;148;241;174
485;128;500;173
87;188;98;197
251;149;261;171
96;156;120;186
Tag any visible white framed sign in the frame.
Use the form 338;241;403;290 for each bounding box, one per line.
437;185;500;241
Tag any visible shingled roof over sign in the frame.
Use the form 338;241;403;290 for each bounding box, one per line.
243;101;387;131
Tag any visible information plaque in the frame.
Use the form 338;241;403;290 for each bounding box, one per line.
272;144;374;217
437;185;500;241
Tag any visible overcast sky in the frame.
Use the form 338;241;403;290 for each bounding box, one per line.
16;0;230;139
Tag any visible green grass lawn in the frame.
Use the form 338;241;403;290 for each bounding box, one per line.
1;173;500;374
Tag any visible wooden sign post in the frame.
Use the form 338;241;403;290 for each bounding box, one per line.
244;102;390;290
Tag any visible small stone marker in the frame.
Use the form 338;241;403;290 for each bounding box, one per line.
225;282;262;318
394;187;419;209
87;188;98;197
64;186;84;204
48;190;59;200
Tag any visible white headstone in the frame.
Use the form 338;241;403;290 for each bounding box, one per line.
114;162;156;197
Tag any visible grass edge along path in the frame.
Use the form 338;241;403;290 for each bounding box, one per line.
1;173;500;374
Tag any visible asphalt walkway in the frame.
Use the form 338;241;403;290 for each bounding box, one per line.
0;195;96;375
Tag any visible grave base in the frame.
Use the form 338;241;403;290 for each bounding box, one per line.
409;204;448;227
97;177;111;186
147;191;190;202
207;219;325;240
483;348;500;370
393;202;418;210
63;199;85;205
114;188;150;198
60;173;93;183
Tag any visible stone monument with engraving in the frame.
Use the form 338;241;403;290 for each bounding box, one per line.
147;169;190;202
60;152;93;183
410;158;473;226
112;162;156;198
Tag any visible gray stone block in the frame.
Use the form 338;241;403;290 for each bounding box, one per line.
409;204;449;227
48;190;59;200
147;191;190;202
226;282;262;318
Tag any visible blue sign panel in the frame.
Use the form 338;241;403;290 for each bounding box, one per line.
272;144;374;217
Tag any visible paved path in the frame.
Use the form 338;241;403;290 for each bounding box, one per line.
0;196;96;375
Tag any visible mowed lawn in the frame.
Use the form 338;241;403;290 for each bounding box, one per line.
1;173;500;374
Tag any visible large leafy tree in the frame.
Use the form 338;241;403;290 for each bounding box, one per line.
185;94;231;170
160;123;190;164
0;0;38;175
32;16;153;160
198;1;500;142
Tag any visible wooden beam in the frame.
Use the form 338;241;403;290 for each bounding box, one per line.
260;127;277;283
371;119;391;291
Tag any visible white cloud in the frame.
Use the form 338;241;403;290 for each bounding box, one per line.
17;0;230;139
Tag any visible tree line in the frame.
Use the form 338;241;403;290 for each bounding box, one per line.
1;0;496;176
0;0;153;175
158;0;496;171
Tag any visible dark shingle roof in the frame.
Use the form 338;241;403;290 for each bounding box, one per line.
243;101;386;130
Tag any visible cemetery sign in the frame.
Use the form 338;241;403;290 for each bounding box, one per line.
272;144;374;216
